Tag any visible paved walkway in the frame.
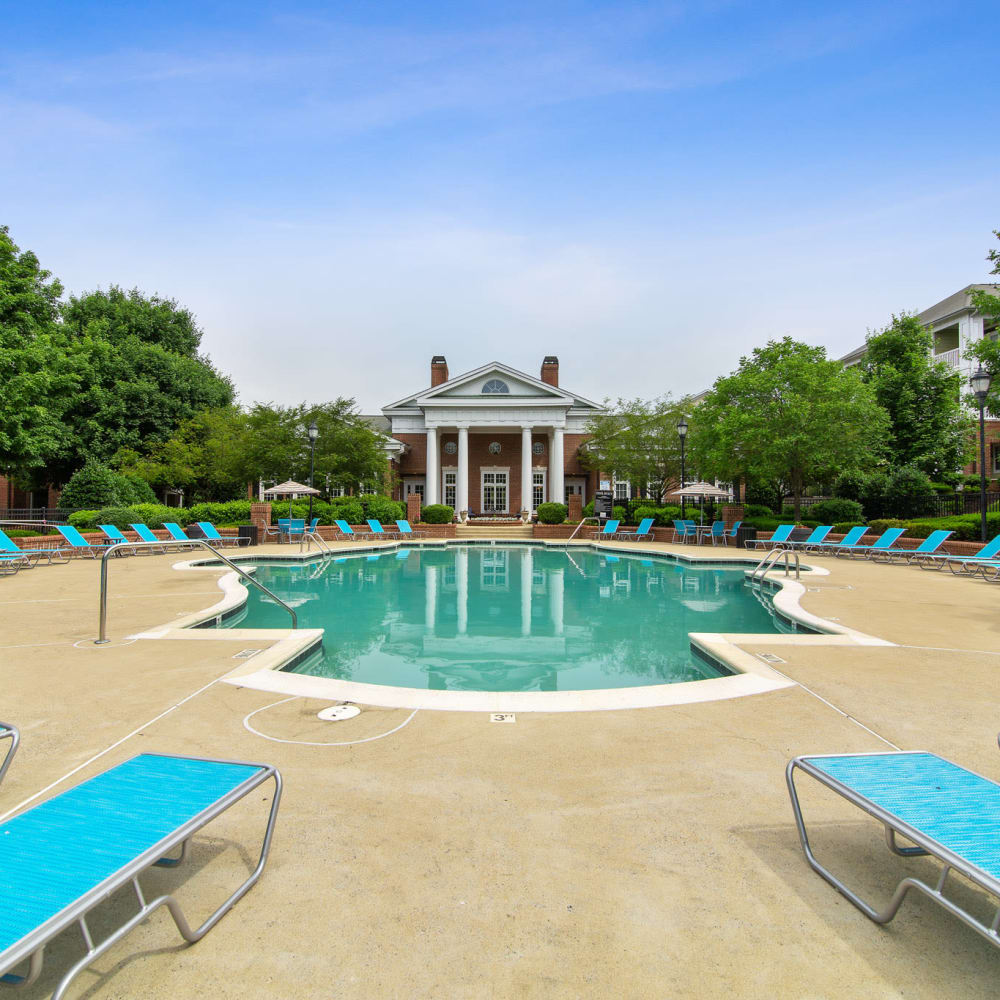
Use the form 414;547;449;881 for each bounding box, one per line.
2;542;999;998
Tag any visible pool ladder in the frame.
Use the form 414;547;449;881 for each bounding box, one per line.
300;530;334;557
749;546;800;583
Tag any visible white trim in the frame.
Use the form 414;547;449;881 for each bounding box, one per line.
480;466;510;514
383;361;603;412
532;468;547;512
441;466;458;509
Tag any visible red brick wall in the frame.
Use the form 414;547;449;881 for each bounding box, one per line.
389;430;595;512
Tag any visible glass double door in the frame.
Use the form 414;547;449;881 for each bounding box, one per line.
481;470;508;514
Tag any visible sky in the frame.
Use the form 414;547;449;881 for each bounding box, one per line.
2;0;997;411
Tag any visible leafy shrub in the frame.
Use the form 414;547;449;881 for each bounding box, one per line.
126;503;181;529
68;509;99;530
868;518;908;535
60;462;131;509
358;494;405;524
929;481;956;495
329;499;364;525
612;505;627;522
120;473;157;504
582;500;595;517
807;498;865;524
833;522;869;534
631;506;666;527
536;502;568;524
744;503;773;518
859;471;890;519
832;470;866;503
421;504;454;524
743;517;780;531
884;466;936;519
93;506;139;530
187;500;251;526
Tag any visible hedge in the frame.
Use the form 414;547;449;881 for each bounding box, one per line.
536;502;568;524
421;504;454;524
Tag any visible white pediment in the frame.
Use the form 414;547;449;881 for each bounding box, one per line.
383;362;602;413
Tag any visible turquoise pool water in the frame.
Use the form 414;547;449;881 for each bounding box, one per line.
224;545;794;692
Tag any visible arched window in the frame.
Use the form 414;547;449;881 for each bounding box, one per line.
482;379;509;394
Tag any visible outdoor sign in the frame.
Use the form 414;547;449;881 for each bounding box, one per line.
594;490;614;521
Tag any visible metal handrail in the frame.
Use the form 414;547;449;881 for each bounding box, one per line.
568;517;598;542
750;546;800;582
96;539;297;644
300;530;333;556
0;722;19;786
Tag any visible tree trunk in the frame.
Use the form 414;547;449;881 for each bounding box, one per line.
791;469;803;521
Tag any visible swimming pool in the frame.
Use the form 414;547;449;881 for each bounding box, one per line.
222;545;796;693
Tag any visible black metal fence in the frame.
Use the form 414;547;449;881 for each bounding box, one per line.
794;494;1000;520
0;508;80;525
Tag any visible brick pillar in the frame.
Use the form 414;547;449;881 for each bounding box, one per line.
722;504;744;528
568;493;583;521
406;493;422;525
251;502;272;544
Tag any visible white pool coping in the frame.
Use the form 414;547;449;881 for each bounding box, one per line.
132;539;895;712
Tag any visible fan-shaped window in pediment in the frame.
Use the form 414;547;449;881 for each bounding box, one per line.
482;379;510;394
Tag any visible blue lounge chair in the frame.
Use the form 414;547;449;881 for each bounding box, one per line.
809;525;868;553
127;522;172;554
396;519;425;538
164;522;195;545
837;527;907;559
594;519;620;540
745;524;795;550
195;521;248;547
55;524;114;558
783;525;833;552
367;519;404;539
0;528;70;567
0;722;18;786
924;534;1000;573
334;519;369;538
706;520;728;545
0;752;281;995
611;517;655;541
870;529;953;564
787;749;1000;949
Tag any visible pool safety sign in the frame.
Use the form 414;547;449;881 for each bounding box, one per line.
594;490;614;521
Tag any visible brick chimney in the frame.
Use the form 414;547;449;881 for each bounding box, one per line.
540;356;559;387
431;356;449;387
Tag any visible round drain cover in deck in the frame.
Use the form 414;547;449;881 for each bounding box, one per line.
317;704;361;722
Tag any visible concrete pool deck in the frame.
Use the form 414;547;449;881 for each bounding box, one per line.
2;540;1000;997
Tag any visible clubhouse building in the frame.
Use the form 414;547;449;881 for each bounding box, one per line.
379;357;605;517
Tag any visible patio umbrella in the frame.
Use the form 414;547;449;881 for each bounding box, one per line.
262;480;321;498
666;481;730;525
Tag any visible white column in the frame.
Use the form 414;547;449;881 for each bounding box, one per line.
456;548;468;635
424;564;438;634
425;427;439;505
549;567;564;636
521;425;533;514
551;427;565;507
457;425;469;518
520;547;533;636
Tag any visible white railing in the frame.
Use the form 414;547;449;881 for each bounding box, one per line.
933;347;962;368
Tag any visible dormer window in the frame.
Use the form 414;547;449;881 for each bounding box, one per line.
482;379;510;394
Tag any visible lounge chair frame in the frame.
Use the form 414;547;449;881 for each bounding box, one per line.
0;722;18;786
0;752;282;997
787;751;1000;949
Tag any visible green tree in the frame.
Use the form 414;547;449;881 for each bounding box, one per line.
0;226;79;483
124;399;388;502
966;230;1000;412
51;287;234;483
581;396;692;501
691;337;888;518
860;314;971;477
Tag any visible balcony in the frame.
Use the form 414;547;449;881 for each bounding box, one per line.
933;347;962;368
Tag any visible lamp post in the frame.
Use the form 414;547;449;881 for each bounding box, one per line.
307;420;319;526
970;367;992;543
677;416;688;520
